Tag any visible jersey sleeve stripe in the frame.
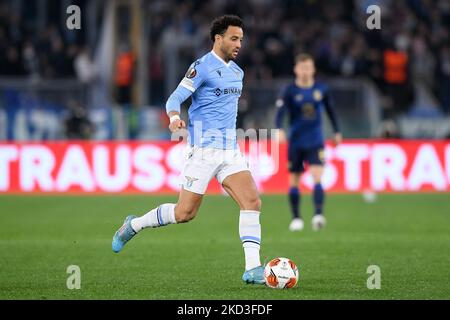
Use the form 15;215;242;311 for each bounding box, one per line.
180;78;195;92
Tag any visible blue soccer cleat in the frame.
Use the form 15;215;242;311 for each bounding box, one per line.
242;265;265;284
112;215;137;253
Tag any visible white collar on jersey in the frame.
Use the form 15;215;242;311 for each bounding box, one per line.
211;50;231;67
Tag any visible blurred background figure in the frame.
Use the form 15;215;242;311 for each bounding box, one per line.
0;0;449;141
64;100;93;140
114;42;134;107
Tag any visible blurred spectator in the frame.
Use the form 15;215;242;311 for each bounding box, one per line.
114;43;134;105
379;119;401;138
3;46;25;75
382;34;414;118
74;46;98;84
438;45;450;114
144;0;449;118
411;35;435;90
0;0;449;119
149;48;165;105
22;39;39;79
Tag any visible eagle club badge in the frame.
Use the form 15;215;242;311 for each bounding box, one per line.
185;67;197;79
185;176;198;188
313;89;323;101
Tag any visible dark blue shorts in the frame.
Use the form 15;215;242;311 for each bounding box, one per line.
288;145;325;173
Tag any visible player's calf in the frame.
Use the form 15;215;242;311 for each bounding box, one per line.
241;196;261;212
174;204;199;223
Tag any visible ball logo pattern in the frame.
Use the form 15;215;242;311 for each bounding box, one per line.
264;257;299;289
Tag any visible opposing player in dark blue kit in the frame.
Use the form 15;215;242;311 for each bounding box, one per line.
275;54;342;231
112;15;266;284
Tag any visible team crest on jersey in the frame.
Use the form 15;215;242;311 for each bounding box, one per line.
295;94;303;102
185;176;199;188
302;103;316;119
313;90;323;101
185;67;197;79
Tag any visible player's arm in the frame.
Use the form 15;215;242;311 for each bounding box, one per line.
274;88;288;143
165;61;206;133
323;87;342;145
166;87;190;132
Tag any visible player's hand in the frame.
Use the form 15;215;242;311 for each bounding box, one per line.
277;129;287;144
334;132;343;145
169;119;186;133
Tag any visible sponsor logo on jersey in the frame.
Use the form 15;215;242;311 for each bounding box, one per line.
223;87;241;95
185;67;197;79
213;87;241;97
302;103;316;118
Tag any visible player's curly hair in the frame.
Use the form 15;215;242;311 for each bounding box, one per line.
210;15;243;42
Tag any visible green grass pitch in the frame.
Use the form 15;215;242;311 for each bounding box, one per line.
0;193;449;300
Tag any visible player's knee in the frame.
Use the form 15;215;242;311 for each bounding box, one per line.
175;206;198;223
242;195;262;212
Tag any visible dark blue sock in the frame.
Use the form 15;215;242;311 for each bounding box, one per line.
288;187;300;219
313;183;324;215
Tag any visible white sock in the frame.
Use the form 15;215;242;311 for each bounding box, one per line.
239;210;261;271
131;203;177;232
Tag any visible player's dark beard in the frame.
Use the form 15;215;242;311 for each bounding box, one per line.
220;45;233;62
227;49;236;61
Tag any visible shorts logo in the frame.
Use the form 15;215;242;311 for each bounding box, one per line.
185;176;199;188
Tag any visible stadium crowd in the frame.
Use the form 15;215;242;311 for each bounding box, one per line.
147;0;450;115
1;0;449;117
0;1;88;79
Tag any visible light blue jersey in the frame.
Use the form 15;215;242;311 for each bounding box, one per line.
166;51;244;149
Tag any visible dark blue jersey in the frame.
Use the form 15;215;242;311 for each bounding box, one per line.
275;81;339;149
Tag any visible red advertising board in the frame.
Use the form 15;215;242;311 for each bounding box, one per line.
0;140;449;194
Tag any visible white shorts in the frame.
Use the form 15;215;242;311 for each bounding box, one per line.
180;145;250;195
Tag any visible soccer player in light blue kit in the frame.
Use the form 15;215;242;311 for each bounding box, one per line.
112;15;265;284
